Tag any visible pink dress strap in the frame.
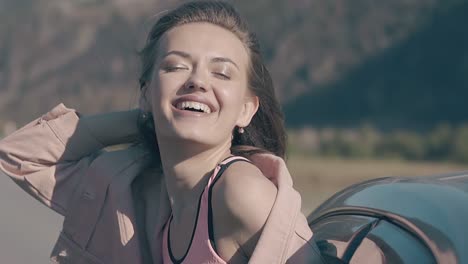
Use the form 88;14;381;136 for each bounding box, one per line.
162;156;251;264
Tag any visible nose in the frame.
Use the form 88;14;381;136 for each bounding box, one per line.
184;68;208;92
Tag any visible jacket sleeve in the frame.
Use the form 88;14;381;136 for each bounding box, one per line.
0;103;105;216
286;214;326;263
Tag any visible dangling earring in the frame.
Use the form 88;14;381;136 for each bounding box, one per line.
238;127;245;134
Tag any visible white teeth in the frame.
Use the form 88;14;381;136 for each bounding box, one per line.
176;101;212;113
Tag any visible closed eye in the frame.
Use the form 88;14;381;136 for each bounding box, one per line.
164;66;188;72
213;72;231;80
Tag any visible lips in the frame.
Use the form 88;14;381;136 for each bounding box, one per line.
172;95;216;114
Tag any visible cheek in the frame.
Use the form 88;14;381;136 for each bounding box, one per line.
150;77;175;106
148;84;162;110
218;84;248;112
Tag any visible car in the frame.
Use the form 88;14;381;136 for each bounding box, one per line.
307;171;468;264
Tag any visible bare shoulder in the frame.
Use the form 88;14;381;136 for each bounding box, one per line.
211;160;278;258
213;160;277;219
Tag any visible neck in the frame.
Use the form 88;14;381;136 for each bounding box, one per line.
157;137;232;221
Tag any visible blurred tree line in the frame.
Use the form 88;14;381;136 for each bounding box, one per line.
289;123;468;163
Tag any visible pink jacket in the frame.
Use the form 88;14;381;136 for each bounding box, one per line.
0;104;324;264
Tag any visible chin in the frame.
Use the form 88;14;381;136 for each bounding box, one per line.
157;119;230;147
169;127;217;145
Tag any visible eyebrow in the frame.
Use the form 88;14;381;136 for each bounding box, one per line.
211;57;239;70
163;50;191;59
162;50;239;70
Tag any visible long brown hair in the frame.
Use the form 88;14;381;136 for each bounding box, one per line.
138;0;286;163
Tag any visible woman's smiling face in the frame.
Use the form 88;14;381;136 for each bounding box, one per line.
148;22;258;147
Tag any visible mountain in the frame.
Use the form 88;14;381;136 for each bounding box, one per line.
284;0;468;130
0;0;465;130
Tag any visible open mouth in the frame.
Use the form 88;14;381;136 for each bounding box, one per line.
175;101;212;114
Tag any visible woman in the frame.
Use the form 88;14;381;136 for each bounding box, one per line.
0;1;323;263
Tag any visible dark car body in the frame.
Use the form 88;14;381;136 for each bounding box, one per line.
307;171;468;264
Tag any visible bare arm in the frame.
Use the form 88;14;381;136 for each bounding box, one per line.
212;161;278;263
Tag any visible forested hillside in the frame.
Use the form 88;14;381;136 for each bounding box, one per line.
0;0;466;130
284;0;468;130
